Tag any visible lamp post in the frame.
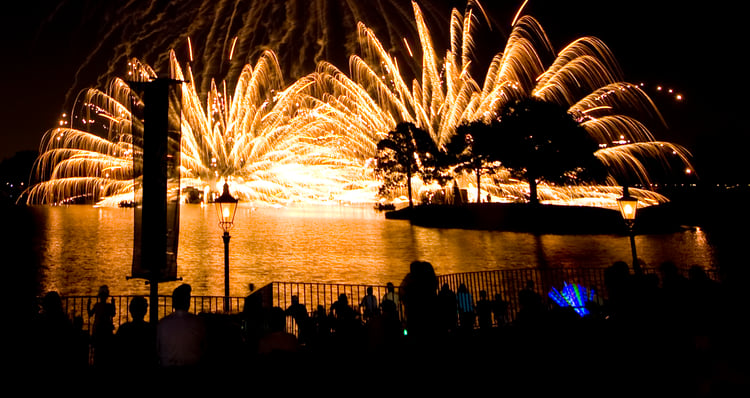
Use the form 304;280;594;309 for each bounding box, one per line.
617;185;641;275
214;181;238;312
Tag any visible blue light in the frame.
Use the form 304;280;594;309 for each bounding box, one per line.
547;282;595;317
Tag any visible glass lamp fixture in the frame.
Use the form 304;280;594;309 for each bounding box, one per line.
214;182;238;233
617;192;638;222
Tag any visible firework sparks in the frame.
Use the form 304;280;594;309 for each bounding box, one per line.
25;1;693;210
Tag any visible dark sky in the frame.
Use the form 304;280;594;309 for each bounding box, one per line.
0;1;745;183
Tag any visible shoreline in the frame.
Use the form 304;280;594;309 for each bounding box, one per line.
386;184;748;235
386;202;686;235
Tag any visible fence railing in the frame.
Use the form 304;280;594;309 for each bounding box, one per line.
262;282;403;320
58;295;247;335
49;265;717;336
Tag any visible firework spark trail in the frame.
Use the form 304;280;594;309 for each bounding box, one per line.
53;0;433;111
27;1;693;209
32;1;442;205
173;46;390;204
344;1;693;204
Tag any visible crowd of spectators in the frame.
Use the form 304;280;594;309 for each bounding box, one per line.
29;259;749;393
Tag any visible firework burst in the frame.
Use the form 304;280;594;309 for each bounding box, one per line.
343;1;693;207
25;1;693;209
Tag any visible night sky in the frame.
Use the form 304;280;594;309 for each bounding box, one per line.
0;0;745;183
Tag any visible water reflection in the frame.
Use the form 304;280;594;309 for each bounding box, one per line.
28;204;718;297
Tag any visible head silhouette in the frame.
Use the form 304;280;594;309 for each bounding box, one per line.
129;296;148;321
172;284;192;311
42;291;63;315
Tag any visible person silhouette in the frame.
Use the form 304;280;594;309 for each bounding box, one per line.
658;261;690;324
330;293;363;352
364;298;404;355
258;306;299;357
492;294;509;329
603;261;635;322
72;315;90;368
399;260;439;344
518;280;542;311
33;291;76;369
156;283;207;369
476;289;493;333
330;293;358;335
87;285;116;368
310;304;333;348
360;286;379;322
285;295;310;345
456;283;475;335
437;283;458;334
330;293;355;321
115;296;156;369
241;291;265;357
382;282;400;307
516;279;546;328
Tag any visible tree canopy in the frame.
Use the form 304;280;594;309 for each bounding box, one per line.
375;122;441;208
446;122;501;203
485;98;605;204
374;99;606;206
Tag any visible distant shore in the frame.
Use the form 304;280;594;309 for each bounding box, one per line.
385;184;749;235
386;202;683;234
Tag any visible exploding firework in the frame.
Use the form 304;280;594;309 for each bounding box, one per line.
25;50;384;206
345;1;693;207
24;1;693;209
53;0;454;110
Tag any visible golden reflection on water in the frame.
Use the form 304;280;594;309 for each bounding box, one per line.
32;204;717;297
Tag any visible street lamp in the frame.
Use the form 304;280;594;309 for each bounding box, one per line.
214;181;238;312
617;185;641;275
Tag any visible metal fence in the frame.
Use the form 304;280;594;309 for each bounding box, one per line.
265;267;633;329
57;294;246;335
262;282;402;320
48;265;717;336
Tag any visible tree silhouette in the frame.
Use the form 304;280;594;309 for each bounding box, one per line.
446;122;501;203
489;98;604;205
375;122;440;208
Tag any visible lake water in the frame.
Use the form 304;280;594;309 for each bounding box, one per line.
11;192;743;299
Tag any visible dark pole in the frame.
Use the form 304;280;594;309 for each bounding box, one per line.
628;221;641;275
223;231;231;312
149;276;159;325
